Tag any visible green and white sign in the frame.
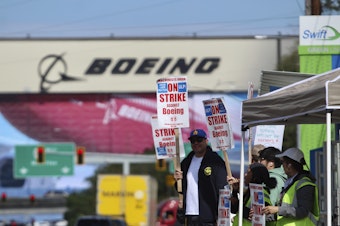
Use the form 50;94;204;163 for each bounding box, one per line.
299;15;340;165
299;16;340;46
14;143;75;178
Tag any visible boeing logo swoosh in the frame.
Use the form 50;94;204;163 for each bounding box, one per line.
38;53;84;93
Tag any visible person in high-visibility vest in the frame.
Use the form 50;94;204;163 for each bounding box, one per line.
262;147;320;226
259;146;288;206
228;162;277;226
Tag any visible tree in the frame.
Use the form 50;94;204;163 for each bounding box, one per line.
277;49;300;72
321;0;340;13
64;164;120;226
282;125;297;150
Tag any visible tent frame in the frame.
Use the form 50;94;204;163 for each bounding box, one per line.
240;68;340;226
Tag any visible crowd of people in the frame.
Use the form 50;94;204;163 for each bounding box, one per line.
173;128;320;226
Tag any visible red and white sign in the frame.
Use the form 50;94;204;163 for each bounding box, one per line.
249;183;265;226
217;187;231;226
156;76;189;128
203;98;234;151
151;115;185;159
254;125;285;150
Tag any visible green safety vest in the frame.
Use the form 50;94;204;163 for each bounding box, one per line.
233;188;275;226
277;177;320;226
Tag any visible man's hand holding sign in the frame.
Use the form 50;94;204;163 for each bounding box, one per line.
155;76;189;208
202;98;233;226
155;78;228;225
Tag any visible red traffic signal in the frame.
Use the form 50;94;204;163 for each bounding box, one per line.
1;192;7;202
36;146;45;163
29;194;35;204
76;146;85;164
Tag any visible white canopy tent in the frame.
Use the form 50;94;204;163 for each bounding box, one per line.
240;67;340;226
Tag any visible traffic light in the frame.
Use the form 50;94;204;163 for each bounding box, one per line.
155;159;167;171
36;146;45;163
76;146;85;164
29;194;35;204
1;192;6;202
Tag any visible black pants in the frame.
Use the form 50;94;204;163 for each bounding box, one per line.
185;215;216;226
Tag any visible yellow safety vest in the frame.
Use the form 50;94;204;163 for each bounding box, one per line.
232;188;275;226
277;177;320;226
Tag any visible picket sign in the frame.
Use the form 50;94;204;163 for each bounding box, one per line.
203;97;234;178
151;115;185;160
249;183;266;226
156;76;189;207
254;125;285;150
217;186;231;226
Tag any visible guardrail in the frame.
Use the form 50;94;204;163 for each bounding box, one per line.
0;197;66;209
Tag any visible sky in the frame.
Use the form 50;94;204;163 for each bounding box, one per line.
0;0;306;38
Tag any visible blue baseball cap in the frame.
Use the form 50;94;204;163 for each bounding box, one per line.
188;129;207;140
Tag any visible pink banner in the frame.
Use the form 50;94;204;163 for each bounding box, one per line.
0;93;244;154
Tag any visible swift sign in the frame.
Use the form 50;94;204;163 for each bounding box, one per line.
300;16;340;46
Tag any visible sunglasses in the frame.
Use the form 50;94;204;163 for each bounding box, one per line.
190;137;205;144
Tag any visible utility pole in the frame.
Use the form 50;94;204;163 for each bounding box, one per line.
305;0;322;15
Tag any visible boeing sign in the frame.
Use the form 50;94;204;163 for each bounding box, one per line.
0;38;293;93
85;57;220;75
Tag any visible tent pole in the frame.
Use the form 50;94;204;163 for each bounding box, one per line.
327;112;332;226
238;130;246;226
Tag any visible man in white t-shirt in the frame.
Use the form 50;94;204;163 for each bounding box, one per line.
174;129;227;226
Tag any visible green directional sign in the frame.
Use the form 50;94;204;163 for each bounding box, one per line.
14;143;75;178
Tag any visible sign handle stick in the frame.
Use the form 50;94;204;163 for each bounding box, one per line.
174;128;183;208
248;128;253;164
222;149;232;178
247;83;254;165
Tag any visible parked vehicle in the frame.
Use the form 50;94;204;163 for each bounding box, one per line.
74;215;127;226
156;197;181;226
43;190;69;198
